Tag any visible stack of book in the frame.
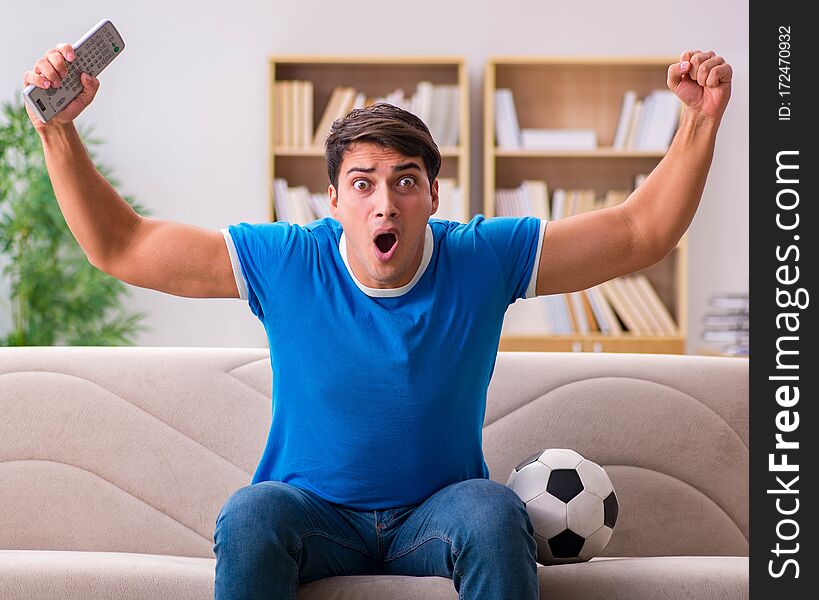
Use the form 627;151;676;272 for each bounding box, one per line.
274;80;460;150
494;180;631;220
502;274;678;337
273;178;331;225
494;86;681;152
273;177;464;225
700;293;749;356
611;89;683;151
494;88;597;151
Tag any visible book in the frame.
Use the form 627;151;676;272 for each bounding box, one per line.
551;188;567;220
703;314;749;329
312;87;356;148
494;88;521;149
637;90;681;151
613;277;655;335
521;180;550;219
708;293;750;311
273;178;290;223
301;80;314;148
502;297;550;335
586;285;623;335
287;80;299;147
599;279;645;334
621;276;664;335
633;274;678;334
612;90;638;150
568;292;590;333
435;178;464;222
274;83;285;146
580;290;600;332
520;128;597;151
623;98;643;149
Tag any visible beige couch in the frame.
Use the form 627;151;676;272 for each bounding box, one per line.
0;346;748;599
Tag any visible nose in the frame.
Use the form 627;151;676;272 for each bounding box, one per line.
373;189;400;219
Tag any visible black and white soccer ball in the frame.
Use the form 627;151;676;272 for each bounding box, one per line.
506;448;619;565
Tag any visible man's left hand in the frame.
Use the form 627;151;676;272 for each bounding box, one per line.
667;49;733;122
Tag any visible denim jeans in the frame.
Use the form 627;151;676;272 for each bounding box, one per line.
213;477;539;599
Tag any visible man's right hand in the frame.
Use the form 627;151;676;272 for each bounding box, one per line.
23;43;101;133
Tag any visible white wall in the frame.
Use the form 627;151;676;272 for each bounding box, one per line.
0;0;748;351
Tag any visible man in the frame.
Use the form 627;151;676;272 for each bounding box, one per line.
24;47;731;600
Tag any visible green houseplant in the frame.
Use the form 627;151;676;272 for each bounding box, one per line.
0;97;150;346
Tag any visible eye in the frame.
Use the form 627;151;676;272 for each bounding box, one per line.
398;176;416;187
353;179;370;191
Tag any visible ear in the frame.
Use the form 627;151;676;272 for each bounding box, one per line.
430;179;439;216
328;184;338;218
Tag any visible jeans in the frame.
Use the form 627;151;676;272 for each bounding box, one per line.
213;477;539;600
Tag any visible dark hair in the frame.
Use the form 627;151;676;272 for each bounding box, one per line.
324;102;441;191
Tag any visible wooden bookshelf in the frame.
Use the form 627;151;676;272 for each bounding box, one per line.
485;56;687;354
269;56;469;224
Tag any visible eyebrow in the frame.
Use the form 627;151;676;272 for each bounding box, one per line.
345;162;422;176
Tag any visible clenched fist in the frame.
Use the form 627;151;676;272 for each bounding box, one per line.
667;50;733;122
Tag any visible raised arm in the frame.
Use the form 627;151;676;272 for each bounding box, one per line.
24;43;239;299
534;49;733;296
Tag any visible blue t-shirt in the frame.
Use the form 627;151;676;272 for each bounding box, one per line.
221;214;545;510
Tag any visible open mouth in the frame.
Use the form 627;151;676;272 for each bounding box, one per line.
373;232;398;261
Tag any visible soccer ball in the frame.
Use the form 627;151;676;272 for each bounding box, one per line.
506;448;619;565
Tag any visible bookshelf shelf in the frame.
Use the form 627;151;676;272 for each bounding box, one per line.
269;55;469;224
486;56;688;354
273;146;463;158
494;149;668;158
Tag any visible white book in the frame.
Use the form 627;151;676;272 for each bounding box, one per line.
351;91;366;110
411;81;434;126
495;189;506;216
502;297;550;335
624;98;643;149
612;90;638;150
520;180;550;220
287;185;314;225
512;187;526;216
586;286;611;333
555;294;573;334
521;128;597;151
494;88;521;149
273;178;290;223
632;92;655;150
551;188;567;220
443;85;461;147
308;192;331;220
543;296;565;334
644;91;681;151
428;85;449;146
569;292;590;333
587;286;623;335
435;178;459;222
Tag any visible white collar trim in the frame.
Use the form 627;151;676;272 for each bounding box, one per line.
339;224;433;297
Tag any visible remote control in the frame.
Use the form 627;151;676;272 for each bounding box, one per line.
22;19;125;123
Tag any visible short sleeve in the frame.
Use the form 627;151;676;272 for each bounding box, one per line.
476;215;546;304
221;221;294;320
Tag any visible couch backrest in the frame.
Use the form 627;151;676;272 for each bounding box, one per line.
0;347;747;558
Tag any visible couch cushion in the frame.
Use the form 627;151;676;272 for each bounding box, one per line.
0;551;747;600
